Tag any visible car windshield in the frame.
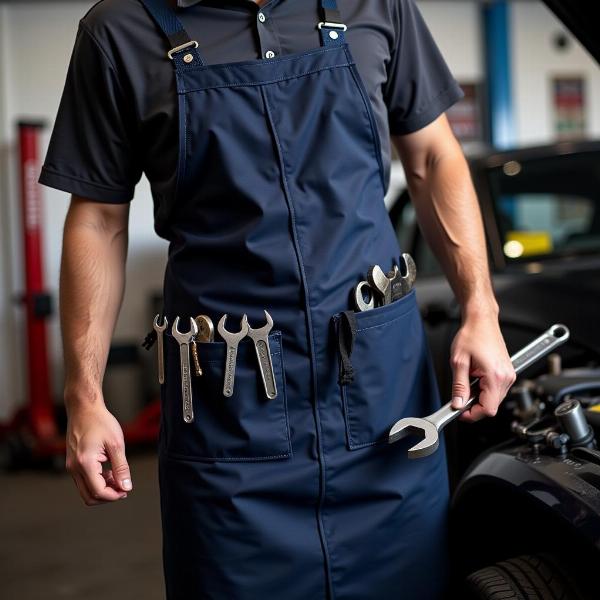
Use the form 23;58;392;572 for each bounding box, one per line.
487;149;600;260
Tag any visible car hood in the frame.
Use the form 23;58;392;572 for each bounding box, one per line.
543;0;600;63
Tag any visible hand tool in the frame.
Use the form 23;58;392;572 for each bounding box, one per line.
172;316;199;423
367;264;392;305
247;310;278;399
388;324;570;458
354;280;375;312
217;314;249;397
153;314;168;385
390;253;417;300
353;253;418;312
190;315;215;376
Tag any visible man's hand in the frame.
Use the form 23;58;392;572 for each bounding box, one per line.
449;314;516;421
65;401;132;505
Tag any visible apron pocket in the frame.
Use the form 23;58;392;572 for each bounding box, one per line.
333;289;428;450
163;330;292;462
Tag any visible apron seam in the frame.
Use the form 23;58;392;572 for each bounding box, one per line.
179;62;353;93
260;84;336;600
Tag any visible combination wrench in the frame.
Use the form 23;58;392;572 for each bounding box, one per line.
217;314;249;397
247;310;278;400
172;316;198;424
153;314;168;385
388;324;570;458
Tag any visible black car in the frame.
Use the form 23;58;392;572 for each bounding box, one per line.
389;140;600;481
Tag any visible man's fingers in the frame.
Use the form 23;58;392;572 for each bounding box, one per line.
450;354;471;409
106;441;133;492
78;453;127;502
71;472;102;506
459;380;502;422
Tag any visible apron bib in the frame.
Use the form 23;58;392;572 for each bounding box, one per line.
140;1;450;598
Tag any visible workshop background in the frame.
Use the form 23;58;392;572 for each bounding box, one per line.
1;1;599;599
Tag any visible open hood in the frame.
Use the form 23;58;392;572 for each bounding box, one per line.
543;0;600;64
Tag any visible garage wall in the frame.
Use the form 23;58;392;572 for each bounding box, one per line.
511;1;600;145
0;0;598;419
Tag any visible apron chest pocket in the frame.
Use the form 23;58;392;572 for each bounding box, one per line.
333;289;429;450
162;330;292;462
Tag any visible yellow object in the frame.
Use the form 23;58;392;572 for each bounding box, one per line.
504;231;553;257
587;404;600;413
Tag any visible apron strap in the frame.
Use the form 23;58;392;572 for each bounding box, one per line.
318;0;347;47
139;0;205;68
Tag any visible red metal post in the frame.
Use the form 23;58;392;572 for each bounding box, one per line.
18;122;58;442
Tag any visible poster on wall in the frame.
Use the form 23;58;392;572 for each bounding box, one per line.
446;83;485;143
552;76;587;140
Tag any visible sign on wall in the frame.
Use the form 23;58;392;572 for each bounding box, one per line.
446;82;485;143
552;76;587;140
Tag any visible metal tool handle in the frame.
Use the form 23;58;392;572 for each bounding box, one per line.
223;344;239;397
254;338;278;399
157;332;165;385
180;343;194;423
428;324;570;431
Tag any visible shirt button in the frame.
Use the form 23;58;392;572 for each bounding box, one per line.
265;50;276;59
258;12;266;23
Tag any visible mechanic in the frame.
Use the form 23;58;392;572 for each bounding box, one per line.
39;0;516;598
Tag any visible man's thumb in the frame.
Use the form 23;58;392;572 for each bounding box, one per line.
451;357;471;409
107;442;133;491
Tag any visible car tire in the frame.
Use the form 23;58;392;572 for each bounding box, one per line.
464;554;587;600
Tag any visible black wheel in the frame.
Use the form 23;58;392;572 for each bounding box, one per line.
464;554;588;600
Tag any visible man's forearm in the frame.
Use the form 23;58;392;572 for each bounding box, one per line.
60;198;129;412
401;139;498;319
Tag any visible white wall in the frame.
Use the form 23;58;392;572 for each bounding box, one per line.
511;0;600;145
0;1;599;419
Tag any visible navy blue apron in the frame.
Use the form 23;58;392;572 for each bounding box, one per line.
140;1;450;598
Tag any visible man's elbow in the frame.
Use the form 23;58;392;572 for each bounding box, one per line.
65;195;130;239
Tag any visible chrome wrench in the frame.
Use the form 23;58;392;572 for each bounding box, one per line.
388;324;570;458
247;310;278;400
172;316;198;424
217;314;249;398
153;314;168;385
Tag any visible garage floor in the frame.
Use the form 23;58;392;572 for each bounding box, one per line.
0;450;164;600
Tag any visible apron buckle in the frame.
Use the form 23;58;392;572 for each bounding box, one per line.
167;40;199;60
317;21;348;32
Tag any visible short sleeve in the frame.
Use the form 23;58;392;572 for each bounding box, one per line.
39;23;142;203
384;0;464;136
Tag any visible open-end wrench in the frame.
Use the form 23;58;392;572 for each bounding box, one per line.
153;314;168;385
391;253;417;300
247;310;278;400
388;324;570;458
217;314;249;398
367;264;392;305
172;316;199;424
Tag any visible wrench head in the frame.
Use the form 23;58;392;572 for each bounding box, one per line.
400;253;417;288
172;316;198;344
153;313;168;332
247;310;273;339
218;314;249;342
354;281;375;312
388;417;439;459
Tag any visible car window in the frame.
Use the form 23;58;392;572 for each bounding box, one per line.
487;151;600;260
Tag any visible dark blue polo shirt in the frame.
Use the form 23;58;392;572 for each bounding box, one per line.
39;0;463;235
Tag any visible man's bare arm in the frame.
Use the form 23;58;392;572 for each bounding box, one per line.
61;196;133;504
392;115;516;421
